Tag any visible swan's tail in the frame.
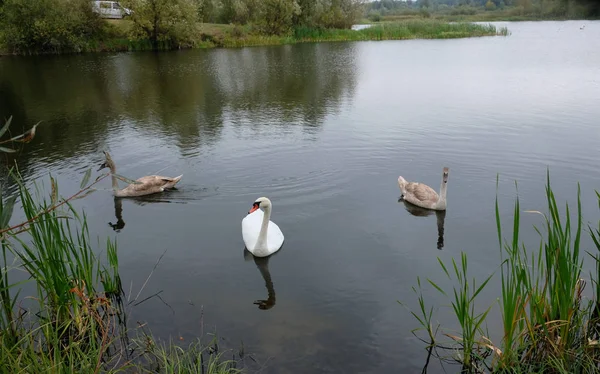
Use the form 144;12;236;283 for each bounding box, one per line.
163;174;183;189
398;176;407;193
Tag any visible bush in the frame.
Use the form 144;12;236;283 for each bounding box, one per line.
0;0;106;54
368;11;382;22
485;0;497;11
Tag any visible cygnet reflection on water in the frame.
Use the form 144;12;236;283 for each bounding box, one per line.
399;198;446;250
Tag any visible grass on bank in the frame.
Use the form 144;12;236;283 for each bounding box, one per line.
0;166;242;373
139;19;507;49
1;19;508;55
403;173;600;373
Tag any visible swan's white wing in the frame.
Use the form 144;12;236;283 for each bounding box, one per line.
242;210;263;250
241;209;285;255
267;220;284;252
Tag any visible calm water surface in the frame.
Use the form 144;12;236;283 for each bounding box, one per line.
1;21;600;373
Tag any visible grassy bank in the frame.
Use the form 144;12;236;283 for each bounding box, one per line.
0;19;508;55
122;20;507;50
217;21;508;48
404;174;600;373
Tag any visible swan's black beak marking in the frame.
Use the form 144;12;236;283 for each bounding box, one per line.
97;162;107;172
248;201;261;214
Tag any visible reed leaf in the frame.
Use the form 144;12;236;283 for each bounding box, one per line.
0;146;16;153
0;116;12;138
80;168;92;189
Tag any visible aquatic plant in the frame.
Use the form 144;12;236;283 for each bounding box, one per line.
133;330;243;374
0;169;245;372
404;172;600;373
0;115;243;372
0;169;122;371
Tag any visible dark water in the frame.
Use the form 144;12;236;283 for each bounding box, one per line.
1;21;599;373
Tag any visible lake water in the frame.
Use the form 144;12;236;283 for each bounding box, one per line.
1;21;599;373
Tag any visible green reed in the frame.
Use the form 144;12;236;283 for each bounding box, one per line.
0;171;121;371
405;172;600;372
134;332;243;374
0;170;243;373
290;20;507;44
0;117;242;372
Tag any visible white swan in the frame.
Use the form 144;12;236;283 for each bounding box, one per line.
242;197;284;257
398;167;449;211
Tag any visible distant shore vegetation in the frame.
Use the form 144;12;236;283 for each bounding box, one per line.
0;0;513;55
365;0;600;22
2;0;595;55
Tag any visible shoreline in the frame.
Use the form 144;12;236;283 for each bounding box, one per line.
0;20;508;56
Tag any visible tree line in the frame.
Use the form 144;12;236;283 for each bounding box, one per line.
0;0;365;54
366;0;600;17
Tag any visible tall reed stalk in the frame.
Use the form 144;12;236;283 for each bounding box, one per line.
0;171;122;371
405;172;600;373
0;118;243;372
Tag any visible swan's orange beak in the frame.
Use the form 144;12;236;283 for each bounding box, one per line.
248;203;259;214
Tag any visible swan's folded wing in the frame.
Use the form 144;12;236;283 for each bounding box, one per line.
120;176;167;193
242;210;263;250
267;220;285;251
406;182;439;203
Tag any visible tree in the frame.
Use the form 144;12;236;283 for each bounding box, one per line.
313;0;364;29
122;0;199;49
294;0;317;27
197;0;220;22
220;0;249;23
260;0;300;34
515;0;532;12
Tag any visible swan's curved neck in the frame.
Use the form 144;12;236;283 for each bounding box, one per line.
438;178;448;207
108;162;120;193
255;205;271;251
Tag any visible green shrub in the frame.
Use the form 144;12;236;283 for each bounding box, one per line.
0;0;106;54
368;11;382;22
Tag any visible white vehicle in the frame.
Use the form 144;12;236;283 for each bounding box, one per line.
91;1;132;19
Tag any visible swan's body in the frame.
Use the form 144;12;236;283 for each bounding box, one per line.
98;151;182;197
242;197;284;257
398;167;449;211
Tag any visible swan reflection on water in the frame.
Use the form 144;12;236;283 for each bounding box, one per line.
399;198;446;250
109;193;186;232
244;249;277;310
109;198;126;231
